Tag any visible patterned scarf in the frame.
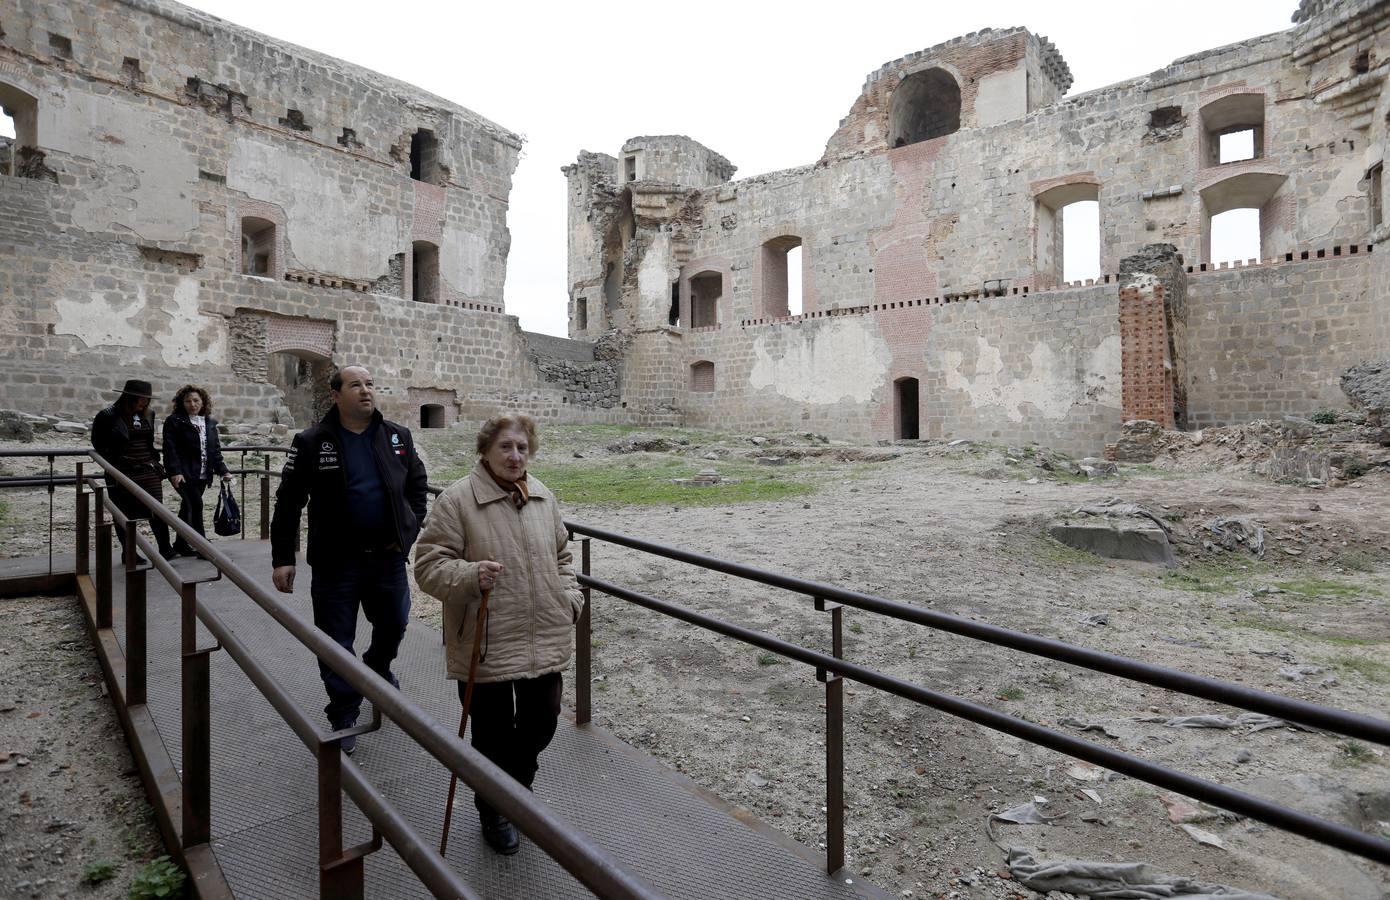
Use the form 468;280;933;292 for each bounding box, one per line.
482;459;529;508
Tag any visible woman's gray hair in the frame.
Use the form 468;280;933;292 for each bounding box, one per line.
475;413;538;457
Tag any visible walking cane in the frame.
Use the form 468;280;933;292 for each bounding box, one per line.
440;588;491;856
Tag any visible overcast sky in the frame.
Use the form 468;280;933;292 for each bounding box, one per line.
168;1;1295;336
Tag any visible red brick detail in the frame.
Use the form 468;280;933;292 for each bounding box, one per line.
870;305;932;437
1118;284;1174;426
265;314;334;359
871;139;942;304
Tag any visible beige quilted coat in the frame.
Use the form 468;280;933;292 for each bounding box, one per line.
414;462;582;683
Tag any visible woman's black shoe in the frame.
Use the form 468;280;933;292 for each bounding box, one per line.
480;813;519;855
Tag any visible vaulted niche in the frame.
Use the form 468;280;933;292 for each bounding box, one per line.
888;68;961;148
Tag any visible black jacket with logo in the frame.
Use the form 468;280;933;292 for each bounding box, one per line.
270;406;429;568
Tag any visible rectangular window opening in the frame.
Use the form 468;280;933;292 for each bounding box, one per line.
1210;208;1261;265
625;155;637;182
1218;129;1256;164
577;296;588;331
1370;163;1383;228
48;33;72;59
786;246;803;315
122;57;143;85
1061;200;1101;283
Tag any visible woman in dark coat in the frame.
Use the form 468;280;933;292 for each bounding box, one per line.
90;378;174;562
162;384;233;557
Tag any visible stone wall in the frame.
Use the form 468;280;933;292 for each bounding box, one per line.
1185;250;1378;427
0;0;611;433
562;3;1390;450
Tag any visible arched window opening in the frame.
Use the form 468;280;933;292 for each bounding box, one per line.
1;82;40;179
412;240;439;303
240;216;276;276
690;361;715;393
689;271;722;328
410;129;442;184
1200;94;1264;168
894;377;920;440
420;404;445;429
759;236;803;318
1034;182;1100;287
888;68;961;148
1210;209;1261;265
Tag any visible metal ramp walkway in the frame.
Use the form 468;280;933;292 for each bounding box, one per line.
96;540;881;899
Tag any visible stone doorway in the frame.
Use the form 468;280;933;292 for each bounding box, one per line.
894;377;919;440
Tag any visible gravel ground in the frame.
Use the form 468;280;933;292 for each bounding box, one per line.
1;428;1387;900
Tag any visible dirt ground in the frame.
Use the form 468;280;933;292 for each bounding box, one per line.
1;427;1387;900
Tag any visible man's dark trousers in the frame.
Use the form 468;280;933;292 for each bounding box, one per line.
311;552;410;724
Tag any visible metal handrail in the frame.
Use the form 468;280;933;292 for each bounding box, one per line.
84;452;661;899
567;522;1390;745
582;573;1390;866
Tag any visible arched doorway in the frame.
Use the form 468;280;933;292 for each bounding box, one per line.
894;377;919;440
267;351;333;428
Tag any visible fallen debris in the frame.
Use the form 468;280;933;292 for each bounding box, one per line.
1205;516;1266;558
1128;713;1309;733
1004;847;1278;899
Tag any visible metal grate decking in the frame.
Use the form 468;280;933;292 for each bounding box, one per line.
100;540;882;899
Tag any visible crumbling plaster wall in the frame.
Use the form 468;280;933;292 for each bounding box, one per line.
0;0;579;430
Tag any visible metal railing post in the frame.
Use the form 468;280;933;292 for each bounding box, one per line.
317;737;376;900
94;485;112;629
239;450;247;541
46;454;55;576
126;528;147;706
75;463;89;577
815;596;845;876
260;455;271;540
181;583;212;848
576;537;592;726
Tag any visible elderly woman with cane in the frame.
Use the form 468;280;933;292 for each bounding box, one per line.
414;413;583;856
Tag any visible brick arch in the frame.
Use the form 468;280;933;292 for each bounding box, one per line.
265;314;334;359
678;256;732;329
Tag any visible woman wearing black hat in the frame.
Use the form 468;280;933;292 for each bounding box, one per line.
91;379;174;562
162;384;233;558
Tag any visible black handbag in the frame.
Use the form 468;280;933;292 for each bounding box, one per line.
213;480;241;536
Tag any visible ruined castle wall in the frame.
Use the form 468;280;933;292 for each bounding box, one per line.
0;0;564;431
1184;253;1378;427
922;285;1123;455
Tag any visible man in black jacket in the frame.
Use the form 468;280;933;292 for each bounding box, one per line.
270;366;429;752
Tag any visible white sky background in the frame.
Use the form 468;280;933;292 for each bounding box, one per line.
179;1;1294;335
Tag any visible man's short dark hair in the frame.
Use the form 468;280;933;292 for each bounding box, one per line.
329;366;369;393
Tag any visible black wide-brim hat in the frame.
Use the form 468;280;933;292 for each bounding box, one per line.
112;378;155;399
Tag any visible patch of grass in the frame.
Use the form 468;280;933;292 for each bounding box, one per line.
1162;559;1265;595
1324;653;1390;683
80;860;118;885
1335;550;1378;573
1037;671;1068;691
997;686;1025;701
1335;740;1374;766
756;652;783;667
1032;536;1106;568
848;621;864;635
1234;617;1379;647
1310;408;1339;425
1272;577;1364;600
439;457;817;506
0;497;8;526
